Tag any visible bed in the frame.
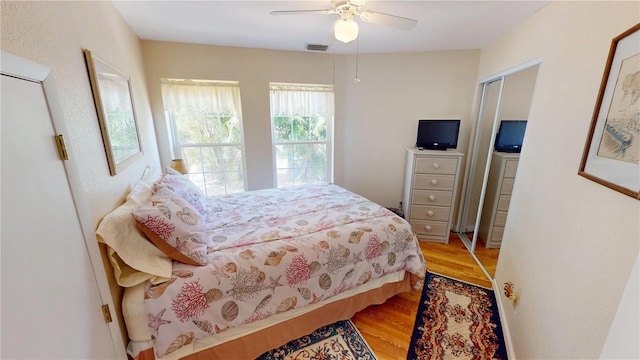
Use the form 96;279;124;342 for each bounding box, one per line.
97;171;426;360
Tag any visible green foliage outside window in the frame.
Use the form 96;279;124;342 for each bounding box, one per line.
172;111;244;196
273;115;328;187
175;111;241;144
273;115;326;142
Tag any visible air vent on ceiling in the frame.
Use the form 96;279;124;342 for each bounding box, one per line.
306;44;329;52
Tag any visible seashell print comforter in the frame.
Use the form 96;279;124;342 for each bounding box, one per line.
144;184;427;358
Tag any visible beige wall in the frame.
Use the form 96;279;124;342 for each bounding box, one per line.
339;51;479;209
478;2;640;358
1;1;161;227
141;42;337;191
142;41;480;208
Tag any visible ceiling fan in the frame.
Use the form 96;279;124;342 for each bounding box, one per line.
270;0;418;44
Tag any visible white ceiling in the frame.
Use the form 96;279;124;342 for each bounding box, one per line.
112;0;550;54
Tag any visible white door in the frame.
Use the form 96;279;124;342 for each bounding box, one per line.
1;74;117;358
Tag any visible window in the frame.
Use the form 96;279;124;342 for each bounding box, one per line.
270;83;334;188
161;79;245;196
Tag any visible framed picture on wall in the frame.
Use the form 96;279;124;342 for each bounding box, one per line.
84;49;143;176
579;23;640;200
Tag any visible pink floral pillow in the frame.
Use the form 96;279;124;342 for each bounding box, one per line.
156;173;207;214
133;187;209;266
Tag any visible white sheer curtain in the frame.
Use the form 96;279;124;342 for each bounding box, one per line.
269;83;335;117
161;81;243;158
161;81;241;114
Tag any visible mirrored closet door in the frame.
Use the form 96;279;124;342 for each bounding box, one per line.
458;62;540;278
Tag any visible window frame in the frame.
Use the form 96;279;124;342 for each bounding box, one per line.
269;83;335;188
161;79;248;196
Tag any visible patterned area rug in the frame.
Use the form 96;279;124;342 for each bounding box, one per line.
257;319;377;360
407;272;507;359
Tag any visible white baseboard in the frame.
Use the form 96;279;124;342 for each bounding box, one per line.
491;278;516;359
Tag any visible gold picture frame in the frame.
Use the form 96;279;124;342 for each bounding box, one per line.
579;23;640;200
84;49;142;176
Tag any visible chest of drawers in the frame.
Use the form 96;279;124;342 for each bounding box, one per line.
402;148;463;243
478;152;520;248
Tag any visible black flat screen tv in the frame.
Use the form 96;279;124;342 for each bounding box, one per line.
416;119;460;150
494;120;527;153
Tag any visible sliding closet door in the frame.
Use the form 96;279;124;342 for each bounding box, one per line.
1;74;116;359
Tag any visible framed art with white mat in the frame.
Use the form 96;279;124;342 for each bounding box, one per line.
579;23;640;200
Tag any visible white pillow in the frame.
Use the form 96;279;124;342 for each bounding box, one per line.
96;181;172;287
126;180;154;205
155;173;208;214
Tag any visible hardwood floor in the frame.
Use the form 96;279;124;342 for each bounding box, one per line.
351;232;493;360
473;235;501;279
458;232;502;278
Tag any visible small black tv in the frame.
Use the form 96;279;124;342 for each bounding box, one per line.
416;119;460;150
494;120;527;153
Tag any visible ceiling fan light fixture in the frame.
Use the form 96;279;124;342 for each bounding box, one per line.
334;18;359;43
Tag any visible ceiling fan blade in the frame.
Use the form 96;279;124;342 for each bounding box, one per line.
270;9;336;16
359;10;417;31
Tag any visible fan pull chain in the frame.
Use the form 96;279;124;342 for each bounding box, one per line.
354;38;360;84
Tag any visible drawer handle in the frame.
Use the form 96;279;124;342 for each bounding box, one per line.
424;225;432;231
431;179;438;185
428;195;436;201
427;210;434;217
432;163;440;169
